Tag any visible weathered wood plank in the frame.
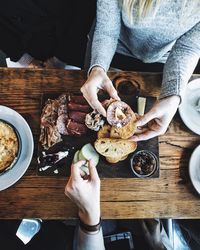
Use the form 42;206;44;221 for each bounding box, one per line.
0;68;199;219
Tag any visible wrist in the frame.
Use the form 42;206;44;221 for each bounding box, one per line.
79;217;101;234
78;209;100;226
91;66;105;74
161;95;180;106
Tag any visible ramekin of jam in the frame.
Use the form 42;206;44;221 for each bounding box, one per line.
130;150;158;177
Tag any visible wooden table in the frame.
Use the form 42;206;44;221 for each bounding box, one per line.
0;68;200;219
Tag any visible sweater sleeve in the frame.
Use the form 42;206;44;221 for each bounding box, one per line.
89;0;121;72
159;21;200;102
75;227;105;250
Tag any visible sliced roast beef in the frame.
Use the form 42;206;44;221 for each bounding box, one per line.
68;95;88;105
68;111;87;124
40;98;62;149
68;102;92;113
58;104;68;116
67;120;88;136
58;94;68;105
56;114;69;135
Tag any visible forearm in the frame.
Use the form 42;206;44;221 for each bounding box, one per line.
89;0;121;72
160;22;200;102
160;47;199;101
76;227;105;250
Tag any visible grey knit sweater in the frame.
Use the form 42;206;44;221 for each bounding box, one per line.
90;0;200;100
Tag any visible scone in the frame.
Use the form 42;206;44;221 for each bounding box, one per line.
0;121;19;172
107;100;137;139
97;124;112;139
110;114;137;139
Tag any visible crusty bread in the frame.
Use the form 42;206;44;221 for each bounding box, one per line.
106;154;128;164
110;113;137;139
94;138;137;158
97;124;111;139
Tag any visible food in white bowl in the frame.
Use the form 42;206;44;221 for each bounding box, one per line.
0;120;20;173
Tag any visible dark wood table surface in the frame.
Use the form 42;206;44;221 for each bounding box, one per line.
0;68;200;219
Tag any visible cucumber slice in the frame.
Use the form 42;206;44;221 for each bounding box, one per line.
73;150;90;176
73;150;80;163
78;150;86;161
79;143;99;167
80;165;90;175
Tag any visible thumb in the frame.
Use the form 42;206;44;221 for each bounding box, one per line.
136;111;155;127
105;81;120;101
71;160;86;180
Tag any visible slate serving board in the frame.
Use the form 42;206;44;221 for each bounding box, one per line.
37;92;159;178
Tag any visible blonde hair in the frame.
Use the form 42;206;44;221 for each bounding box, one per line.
122;0;198;22
121;0;160;21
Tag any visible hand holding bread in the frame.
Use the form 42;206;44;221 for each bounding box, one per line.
92;100;137;163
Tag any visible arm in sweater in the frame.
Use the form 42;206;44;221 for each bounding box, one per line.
75;227;105;250
90;0;121;72
160;21;200;101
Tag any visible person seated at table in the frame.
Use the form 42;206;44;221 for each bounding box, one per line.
81;0;200;141
65;160;105;250
65;160;174;250
0;0;95;69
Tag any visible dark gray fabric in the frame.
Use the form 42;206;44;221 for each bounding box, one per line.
0;50;6;67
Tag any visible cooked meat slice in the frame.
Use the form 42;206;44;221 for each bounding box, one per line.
68;102;92;113
57;94;68;105
68;111;87;124
67;120;88;136
40;98;62;149
58;104;68;116
41;99;59;127
68;95;88;105
56;114;69;135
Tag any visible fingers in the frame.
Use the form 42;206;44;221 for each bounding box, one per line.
88;97;106;117
131;129;159;141
136;111;156;127
81;85;106;117
70;160;86;181
135;126;148;135
104;81;120;101
88;160;100;183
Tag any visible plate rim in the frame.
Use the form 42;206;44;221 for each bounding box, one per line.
0;105;34;191
189;144;200;195
179;78;200;135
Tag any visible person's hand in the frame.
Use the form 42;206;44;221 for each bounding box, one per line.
132;96;180;141
81;66;120;117
65;160;101;226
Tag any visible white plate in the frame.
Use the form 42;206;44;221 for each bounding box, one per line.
189;145;200;195
0;106;34;191
179;78;200;135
